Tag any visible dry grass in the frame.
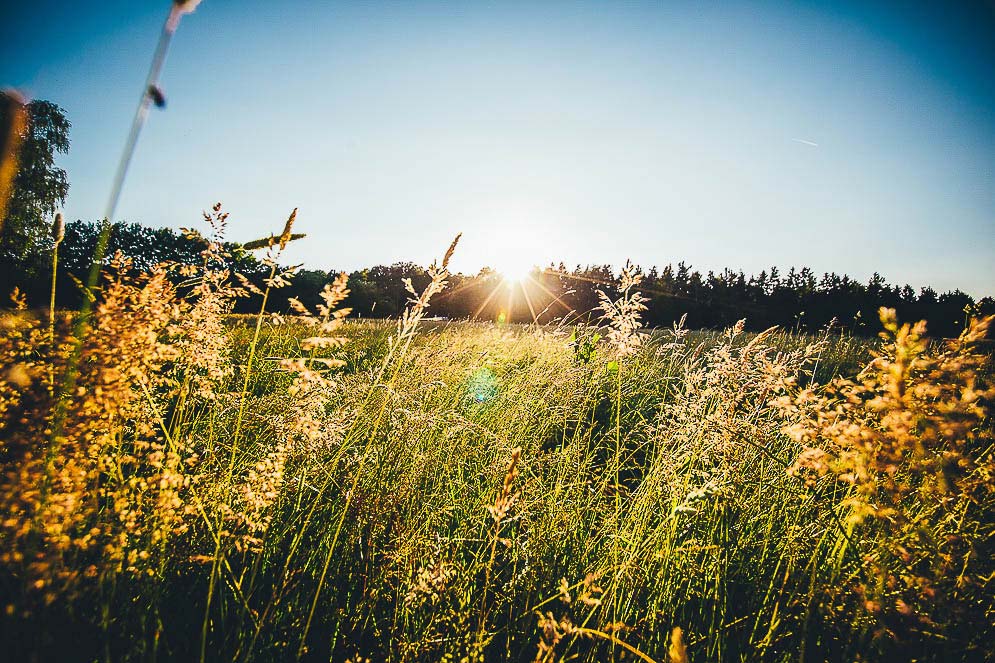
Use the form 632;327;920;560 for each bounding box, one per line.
0;208;992;662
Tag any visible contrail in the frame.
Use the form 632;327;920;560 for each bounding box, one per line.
792;138;819;147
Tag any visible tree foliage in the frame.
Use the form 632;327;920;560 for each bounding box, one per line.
11;214;993;339
0;99;70;279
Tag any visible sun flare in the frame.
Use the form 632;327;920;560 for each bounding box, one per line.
495;258;535;287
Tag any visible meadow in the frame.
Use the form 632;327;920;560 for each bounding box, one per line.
0;215;993;663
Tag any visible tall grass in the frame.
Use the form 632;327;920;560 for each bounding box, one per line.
0;209;992;662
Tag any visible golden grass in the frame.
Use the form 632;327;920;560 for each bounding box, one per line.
0;208;992;662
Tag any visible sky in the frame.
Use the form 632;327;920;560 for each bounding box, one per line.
2;0;993;296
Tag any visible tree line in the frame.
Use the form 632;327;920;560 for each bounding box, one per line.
4;218;986;339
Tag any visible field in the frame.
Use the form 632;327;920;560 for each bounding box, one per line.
0;243;993;663
3;2;994;660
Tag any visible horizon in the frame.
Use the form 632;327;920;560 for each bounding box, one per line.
2;0;993;297
53;216;995;301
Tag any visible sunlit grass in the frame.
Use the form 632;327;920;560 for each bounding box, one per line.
0;212;991;662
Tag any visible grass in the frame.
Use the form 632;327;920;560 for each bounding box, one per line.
0;219;992;663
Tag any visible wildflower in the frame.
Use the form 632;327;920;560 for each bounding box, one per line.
597;261;648;356
397;234;461;340
230;442;288;553
779;308;995;632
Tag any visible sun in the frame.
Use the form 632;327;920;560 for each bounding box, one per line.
495;258;535;287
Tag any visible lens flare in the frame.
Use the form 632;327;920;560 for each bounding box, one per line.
468;367;499;402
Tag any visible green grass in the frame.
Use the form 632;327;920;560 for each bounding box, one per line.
4;309;991;662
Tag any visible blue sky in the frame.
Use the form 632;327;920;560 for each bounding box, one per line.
2;0;993;296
